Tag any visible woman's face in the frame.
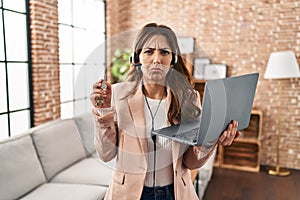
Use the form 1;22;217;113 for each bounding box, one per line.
139;34;173;84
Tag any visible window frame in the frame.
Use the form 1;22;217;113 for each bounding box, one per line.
58;0;106;119
0;0;33;139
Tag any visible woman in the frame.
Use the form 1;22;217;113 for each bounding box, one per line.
90;23;240;200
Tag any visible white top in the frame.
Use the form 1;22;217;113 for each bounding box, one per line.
143;97;173;187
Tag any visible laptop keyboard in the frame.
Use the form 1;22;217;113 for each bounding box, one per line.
173;128;199;143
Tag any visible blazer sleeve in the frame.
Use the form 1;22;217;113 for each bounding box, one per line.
182;90;217;170
94;85;118;162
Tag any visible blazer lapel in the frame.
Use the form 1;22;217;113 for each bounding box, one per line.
127;86;148;155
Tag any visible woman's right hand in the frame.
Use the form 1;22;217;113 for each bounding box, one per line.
90;79;112;108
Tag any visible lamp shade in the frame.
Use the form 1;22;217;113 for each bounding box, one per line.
264;51;300;79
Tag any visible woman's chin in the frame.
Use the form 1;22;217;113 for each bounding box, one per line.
145;75;165;84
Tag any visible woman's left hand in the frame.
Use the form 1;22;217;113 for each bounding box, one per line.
217;120;241;146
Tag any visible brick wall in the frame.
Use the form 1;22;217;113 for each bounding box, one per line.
30;0;60;126
106;0;300;169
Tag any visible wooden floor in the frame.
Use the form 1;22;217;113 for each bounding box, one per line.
202;166;300;200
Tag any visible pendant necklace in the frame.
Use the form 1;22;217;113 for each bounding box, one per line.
144;92;164;131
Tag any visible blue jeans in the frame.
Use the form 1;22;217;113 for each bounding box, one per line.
141;184;175;200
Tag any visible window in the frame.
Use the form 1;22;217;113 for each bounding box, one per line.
0;0;32;140
58;0;106;118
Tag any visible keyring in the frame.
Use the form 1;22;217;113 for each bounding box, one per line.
95;97;104;107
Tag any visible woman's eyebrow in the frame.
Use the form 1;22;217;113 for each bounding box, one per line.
144;47;171;51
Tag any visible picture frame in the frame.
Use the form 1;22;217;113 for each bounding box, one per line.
178;37;195;54
203;64;227;80
193;58;210;80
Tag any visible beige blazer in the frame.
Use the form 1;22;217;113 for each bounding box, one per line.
94;82;214;200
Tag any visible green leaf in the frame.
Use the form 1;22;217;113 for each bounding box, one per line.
110;49;132;82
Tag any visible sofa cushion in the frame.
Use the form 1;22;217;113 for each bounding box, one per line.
0;134;46;200
51;156;114;187
74;113;96;155
19;183;107;200
32;119;87;180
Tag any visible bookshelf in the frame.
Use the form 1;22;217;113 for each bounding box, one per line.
219;110;262;172
215;110;262;172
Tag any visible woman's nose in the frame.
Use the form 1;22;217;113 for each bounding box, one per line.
153;51;161;64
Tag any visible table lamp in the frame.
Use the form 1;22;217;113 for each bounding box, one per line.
264;50;300;176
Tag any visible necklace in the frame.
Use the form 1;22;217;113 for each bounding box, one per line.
144;95;164;131
142;83;166;130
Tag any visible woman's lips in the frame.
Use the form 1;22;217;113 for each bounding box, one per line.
150;67;163;72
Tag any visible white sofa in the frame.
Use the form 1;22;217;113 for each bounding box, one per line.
0;114;114;200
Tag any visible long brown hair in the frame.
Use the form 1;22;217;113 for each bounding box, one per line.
125;23;200;124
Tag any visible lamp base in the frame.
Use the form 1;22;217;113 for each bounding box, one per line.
267;166;290;176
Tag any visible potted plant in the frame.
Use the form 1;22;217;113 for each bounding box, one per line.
110;49;132;83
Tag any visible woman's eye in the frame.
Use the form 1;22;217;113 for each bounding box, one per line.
144;50;153;55
161;50;170;55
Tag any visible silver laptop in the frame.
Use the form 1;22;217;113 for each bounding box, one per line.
152;73;259;146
